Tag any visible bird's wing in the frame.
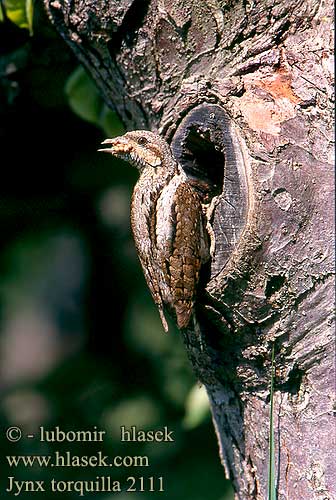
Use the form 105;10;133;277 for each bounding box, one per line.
168;182;209;329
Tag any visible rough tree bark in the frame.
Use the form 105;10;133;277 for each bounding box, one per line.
44;1;334;499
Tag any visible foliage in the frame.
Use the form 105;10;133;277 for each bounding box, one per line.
183;385;210;430
65;66;125;137
1;0;34;34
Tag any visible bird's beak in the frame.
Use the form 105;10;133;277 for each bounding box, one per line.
98;137;131;155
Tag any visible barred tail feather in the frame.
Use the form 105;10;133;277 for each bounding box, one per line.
175;301;193;329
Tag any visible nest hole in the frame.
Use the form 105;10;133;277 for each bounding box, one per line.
177;126;224;201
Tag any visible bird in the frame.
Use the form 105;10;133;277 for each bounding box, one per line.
99;130;209;332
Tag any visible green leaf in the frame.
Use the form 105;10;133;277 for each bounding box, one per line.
65;66;102;124
183;384;210;429
3;0;34;34
0;3;5;22
26;0;33;35
99;104;125;137
65;66;125;136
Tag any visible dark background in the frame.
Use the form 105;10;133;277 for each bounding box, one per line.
0;5;233;499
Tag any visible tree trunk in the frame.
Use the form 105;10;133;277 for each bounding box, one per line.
44;1;335;498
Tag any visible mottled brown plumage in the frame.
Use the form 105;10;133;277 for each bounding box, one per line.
99;130;209;331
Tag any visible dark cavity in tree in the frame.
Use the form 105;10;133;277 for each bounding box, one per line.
171;103;248;277
179;125;224;197
170;103;238;203
265;275;286;298
279;366;304;396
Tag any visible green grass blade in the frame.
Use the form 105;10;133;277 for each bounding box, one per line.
268;343;276;500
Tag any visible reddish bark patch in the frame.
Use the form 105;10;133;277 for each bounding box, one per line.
236;68;301;137
258;69;300;103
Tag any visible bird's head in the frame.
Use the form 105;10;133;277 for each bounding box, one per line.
98;130;175;173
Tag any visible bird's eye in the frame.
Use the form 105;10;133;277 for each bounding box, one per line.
137;136;148;146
